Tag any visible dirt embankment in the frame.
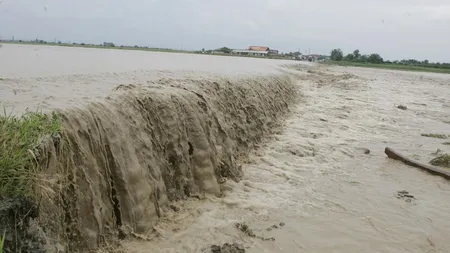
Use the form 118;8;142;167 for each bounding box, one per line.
5;74;298;252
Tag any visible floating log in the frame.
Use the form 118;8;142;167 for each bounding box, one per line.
385;147;450;180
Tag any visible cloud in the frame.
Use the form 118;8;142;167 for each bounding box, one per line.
0;0;449;62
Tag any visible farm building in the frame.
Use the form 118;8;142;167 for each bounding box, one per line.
232;49;268;56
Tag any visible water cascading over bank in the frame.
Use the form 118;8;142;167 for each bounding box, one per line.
9;74;298;251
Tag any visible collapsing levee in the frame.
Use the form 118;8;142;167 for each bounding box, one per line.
19;74;298;251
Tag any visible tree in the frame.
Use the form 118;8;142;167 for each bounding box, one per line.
217;47;232;54
353;49;360;60
344;54;354;61
367;53;384;64
330;48;344;61
359;54;368;62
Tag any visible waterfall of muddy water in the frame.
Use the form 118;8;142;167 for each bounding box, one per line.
32;74;299;252
119;65;450;253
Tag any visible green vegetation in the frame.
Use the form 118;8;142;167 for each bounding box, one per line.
443;142;450;146
0;231;4;253
330;49;344;61
421;133;448;139
0;110;62;198
0;232;4;253
324;48;450;74
430;154;450;168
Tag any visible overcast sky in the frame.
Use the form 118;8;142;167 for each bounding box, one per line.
1;0;449;62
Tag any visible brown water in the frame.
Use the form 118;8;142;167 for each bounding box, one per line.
0;44;294;114
122;66;450;253
1;44;450;253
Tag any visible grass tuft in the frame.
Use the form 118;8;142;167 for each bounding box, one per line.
421;133;448;139
430;154;450;168
0;231;4;253
0;110;62;198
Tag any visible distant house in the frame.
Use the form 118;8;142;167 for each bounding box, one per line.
232;49;268;57
248;46;270;52
269;49;279;55
103;42;115;47
305;54;322;61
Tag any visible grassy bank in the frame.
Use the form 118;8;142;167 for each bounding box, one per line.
0;110;62;198
322;60;450;74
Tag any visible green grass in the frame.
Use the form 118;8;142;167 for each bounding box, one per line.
0;110;62;198
322;60;450;74
430;154;450;168
0;231;4;253
421;133;448;139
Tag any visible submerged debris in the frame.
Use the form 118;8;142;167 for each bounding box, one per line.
235;223;255;237
430;154;450;168
266;222;285;231
235;222;275;241
356;147;371;155
422;133;448;139
169;204;180;212
209;243;245;253
396;190;415;202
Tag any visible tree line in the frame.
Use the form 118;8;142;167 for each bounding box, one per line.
330;48;450;70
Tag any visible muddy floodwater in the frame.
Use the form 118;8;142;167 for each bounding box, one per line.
2;44;450;253
0;44;294;114
122;66;450;253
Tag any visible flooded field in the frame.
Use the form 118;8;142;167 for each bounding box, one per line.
0;43;294;114
1;44;450;253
